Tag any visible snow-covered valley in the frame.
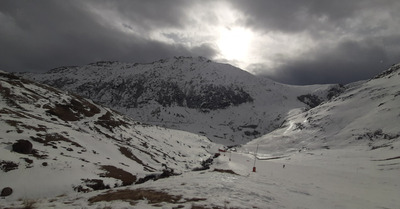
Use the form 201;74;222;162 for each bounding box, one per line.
1;60;400;208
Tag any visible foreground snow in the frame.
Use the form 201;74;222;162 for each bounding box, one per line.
2;145;399;209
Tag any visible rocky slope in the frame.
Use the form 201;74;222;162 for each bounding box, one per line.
0;70;212;200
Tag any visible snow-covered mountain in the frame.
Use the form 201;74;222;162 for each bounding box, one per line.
22;56;341;145
2;62;400;209
0;70;212;200
244;63;400;155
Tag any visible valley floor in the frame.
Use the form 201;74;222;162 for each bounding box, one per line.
1;146;399;209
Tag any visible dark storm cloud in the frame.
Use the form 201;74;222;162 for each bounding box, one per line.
0;0;216;72
260;38;400;85
91;0;190;31
230;0;400;84
229;0;388;33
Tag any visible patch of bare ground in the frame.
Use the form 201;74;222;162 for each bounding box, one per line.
119;146;155;172
190;205;244;209
30;149;49;159
93;126;119;141
100;165;136;186
88;188;182;206
44;98;100;121
4;119;47;134
184;198;207;202
190;206;220;209
95;111;128;132
0;108;28;118
0;160;19;172
1;108;50;124
74;179;110;193
21;157;34;168
71;98;101;117
5;120;24;133
132;145;161;163
212;169;239;175
44;103;78;121
0;82;27;110
31;133;82;148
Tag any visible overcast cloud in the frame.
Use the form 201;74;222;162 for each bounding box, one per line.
1;0;399;84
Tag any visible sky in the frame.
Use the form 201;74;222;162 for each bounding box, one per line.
1;0;400;85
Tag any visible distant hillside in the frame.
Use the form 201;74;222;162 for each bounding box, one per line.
245;63;400;154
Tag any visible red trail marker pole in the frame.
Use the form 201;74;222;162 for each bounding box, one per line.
252;144;259;172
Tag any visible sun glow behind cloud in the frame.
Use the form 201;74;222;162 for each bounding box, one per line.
82;1;294;73
81;1;391;80
217;27;253;62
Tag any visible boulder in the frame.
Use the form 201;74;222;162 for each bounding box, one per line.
1;187;13;197
12;139;33;154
